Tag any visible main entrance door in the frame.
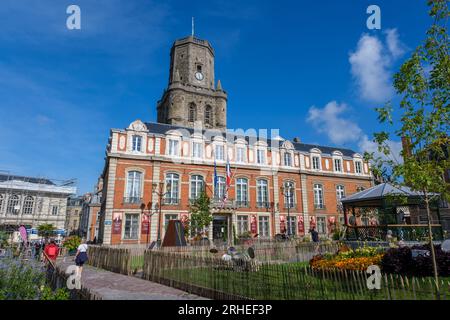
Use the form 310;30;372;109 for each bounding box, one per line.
212;215;228;244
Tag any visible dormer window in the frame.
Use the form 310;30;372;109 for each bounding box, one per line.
334;158;342;172
168;139;179;156
215;144;224;161
132;135;142;152
192;142;202;158
236;147;245;163
284;153;292;167
257;149;266;164
355;161;362;174
312;156;321;170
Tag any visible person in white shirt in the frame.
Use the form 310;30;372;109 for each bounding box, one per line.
75;238;88;276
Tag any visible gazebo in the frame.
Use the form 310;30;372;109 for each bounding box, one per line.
340;183;444;241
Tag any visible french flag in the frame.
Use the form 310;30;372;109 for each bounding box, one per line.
224;158;231;202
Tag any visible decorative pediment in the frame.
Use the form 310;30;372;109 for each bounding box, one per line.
128;120;147;132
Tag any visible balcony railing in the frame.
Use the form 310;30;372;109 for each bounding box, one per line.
235;200;249;208
256;201;271;209
123;197;142;204
314;204;326;210
163;197;180;205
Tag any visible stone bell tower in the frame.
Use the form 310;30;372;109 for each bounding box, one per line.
156;36;227;130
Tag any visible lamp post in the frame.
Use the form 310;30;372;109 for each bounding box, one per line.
152;181;170;248
280;184;294;237
140;201;154;246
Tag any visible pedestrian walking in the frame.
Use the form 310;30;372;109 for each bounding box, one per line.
75;238;88;277
43;239;59;263
310;227;320;254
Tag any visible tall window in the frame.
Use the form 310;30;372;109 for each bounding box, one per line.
205;105;212;125
188;103;196;122
336;185;345;200
237;216;249;235
190;175;204;200
236;178;248;207
192;142;202;158
215;144;224;160
355;161;362;174
132;135;142;152
126;171;142;203
168;139;179;156
334;158;342;172
257;179;269;207
7;195;19;214
313;184;324;209
284;181;295;208
284;152;292;166
256;149;266;164
52;205;59;215
259;216;270;238
0;194;3;212
23;196;34;215
214;176;226;200
165;173;179;204
287;216;297;236
317;217;326;234
124;214;139;239
236;147;245;163
312;156;321;170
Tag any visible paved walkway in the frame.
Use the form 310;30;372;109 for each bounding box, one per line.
57;258;206;300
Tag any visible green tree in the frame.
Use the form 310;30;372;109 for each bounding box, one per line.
189;190;213;238
367;0;449;298
37;223;56;240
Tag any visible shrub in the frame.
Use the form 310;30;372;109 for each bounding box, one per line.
62;236;81;251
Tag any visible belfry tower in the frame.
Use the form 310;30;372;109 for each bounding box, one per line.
156;36;227;130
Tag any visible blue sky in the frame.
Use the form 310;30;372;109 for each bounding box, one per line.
0;0;432;194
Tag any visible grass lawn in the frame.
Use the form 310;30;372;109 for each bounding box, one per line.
158;262;449;300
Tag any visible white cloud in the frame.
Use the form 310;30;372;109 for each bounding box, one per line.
358;134;403;163
307;101;402;162
349;29;406;103
385;29;406;59
307;101;362;145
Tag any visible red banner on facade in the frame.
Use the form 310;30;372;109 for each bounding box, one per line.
250;215;257;234
309;216;316;229
280;215;286;234
298;216;304;235
141;215;150;235
112;212;122;234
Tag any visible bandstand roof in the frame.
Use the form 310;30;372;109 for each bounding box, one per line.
341;183;425;207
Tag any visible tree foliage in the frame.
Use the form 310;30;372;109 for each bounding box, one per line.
189;190;212;237
37;223;56;239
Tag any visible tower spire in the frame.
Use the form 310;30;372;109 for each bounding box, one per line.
192;17;194;37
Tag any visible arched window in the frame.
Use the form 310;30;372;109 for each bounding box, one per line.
7;195;20;214
205;105;212;125
188;103;196;122
23;196;34;215
236;178;248;207
256;179;269;208
165;173;180;204
126;171;142;203
190;175;204;200
283;181;295;208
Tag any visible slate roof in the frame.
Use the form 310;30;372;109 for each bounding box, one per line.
142;122;359;157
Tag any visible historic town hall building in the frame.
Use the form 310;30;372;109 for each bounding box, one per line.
97;36;373;245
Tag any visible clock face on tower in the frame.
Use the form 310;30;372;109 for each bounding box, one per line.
195;71;204;81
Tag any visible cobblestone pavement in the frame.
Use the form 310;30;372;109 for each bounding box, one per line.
58;258;207;300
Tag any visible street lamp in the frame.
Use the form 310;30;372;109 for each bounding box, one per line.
152;181;170;248
280;184;294;237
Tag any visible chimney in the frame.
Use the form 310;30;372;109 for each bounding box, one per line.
293;137;301;143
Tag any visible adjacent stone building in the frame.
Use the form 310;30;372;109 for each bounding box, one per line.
0;173;76;240
97;35;373;245
65;195;84;235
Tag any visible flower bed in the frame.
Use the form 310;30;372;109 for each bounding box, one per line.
310;245;385;271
